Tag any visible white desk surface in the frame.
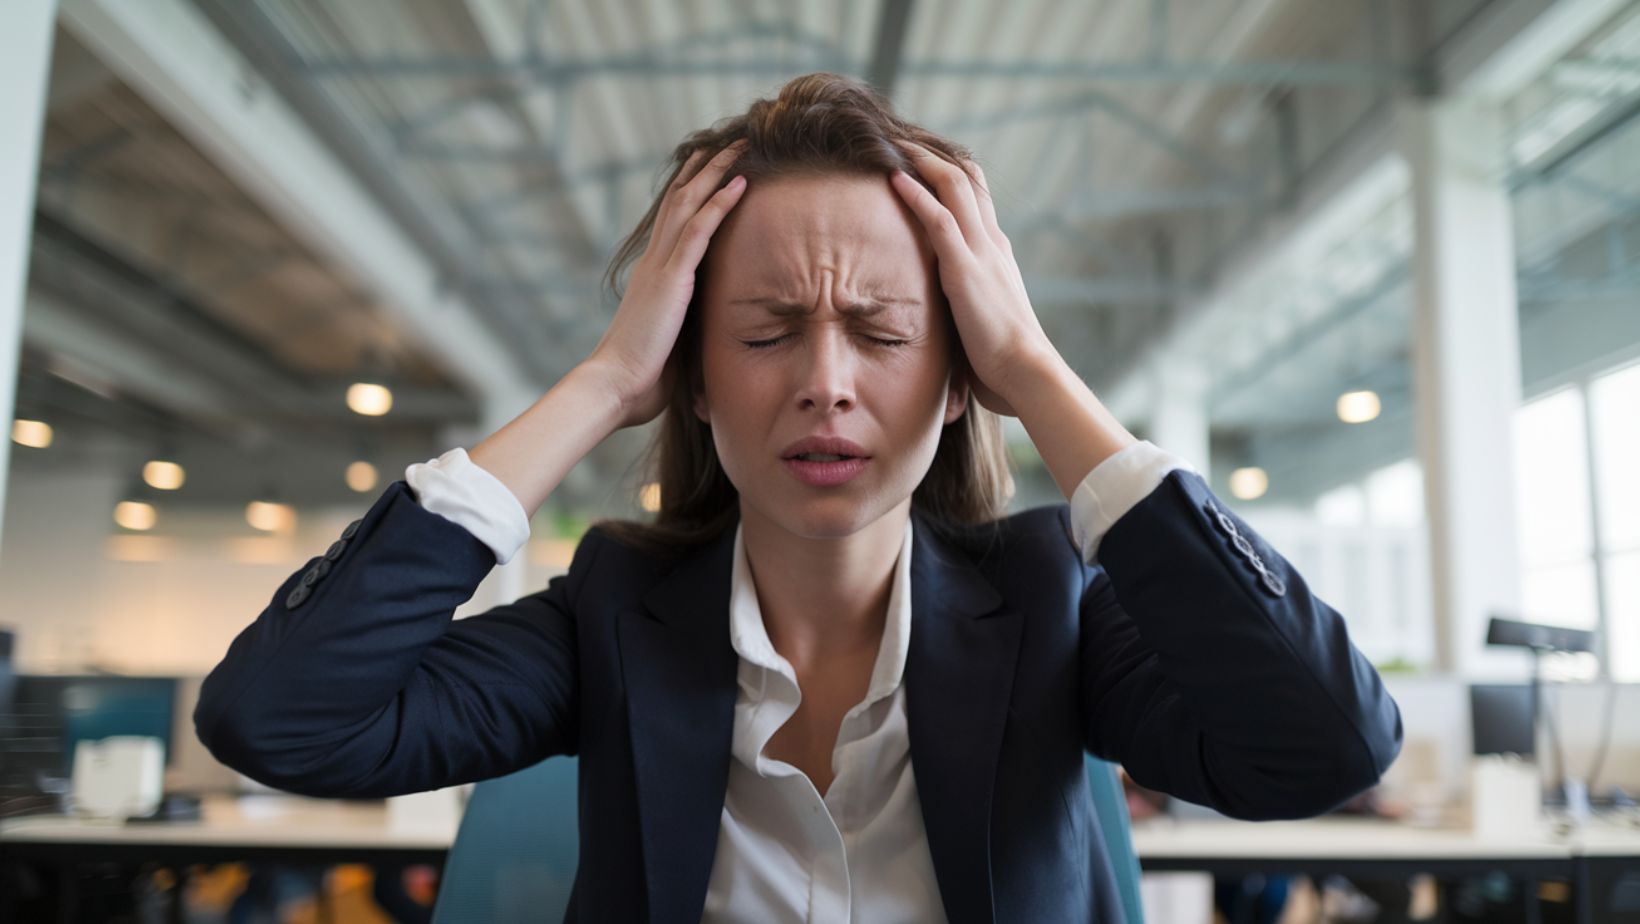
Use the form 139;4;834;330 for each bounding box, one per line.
5;797;1635;861
0;794;458;851
1132;814;1640;861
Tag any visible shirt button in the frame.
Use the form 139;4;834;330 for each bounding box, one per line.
324;540;347;561
286;585;311;609
341;519;362;540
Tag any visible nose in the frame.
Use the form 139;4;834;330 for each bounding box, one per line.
793;326;857;413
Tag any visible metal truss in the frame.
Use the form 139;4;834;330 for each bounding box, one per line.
292;47;1416;89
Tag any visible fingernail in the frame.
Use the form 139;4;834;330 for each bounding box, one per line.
729;175;746;189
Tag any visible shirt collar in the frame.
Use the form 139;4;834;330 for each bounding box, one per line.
728;515;915;703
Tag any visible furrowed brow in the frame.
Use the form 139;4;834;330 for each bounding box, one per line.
727;295;922;318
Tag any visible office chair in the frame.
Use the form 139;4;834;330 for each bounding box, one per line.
431;755;1145;923
429;756;578;923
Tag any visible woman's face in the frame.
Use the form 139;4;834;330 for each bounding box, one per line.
693;172;969;540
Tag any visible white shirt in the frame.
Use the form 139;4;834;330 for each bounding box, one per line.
406;440;1194;921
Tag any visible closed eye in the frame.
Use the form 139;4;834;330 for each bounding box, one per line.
743;334;909;349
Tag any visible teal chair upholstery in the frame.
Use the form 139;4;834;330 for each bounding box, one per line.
1087;755;1146;923
430;756;579;924
432;755;1144;923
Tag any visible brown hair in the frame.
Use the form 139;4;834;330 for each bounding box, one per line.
592;72;1015;559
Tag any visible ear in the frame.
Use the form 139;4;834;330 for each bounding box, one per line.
944;362;970;425
692;379;710;423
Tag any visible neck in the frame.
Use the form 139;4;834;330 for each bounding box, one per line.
739;500;908;671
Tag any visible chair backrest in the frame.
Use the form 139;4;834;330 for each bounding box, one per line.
433;755;1145;923
430;756;579;924
1086;755;1146;923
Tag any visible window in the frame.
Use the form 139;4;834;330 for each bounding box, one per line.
1364;459;1424;528
1513;388;1599;631
1506;360;1640;679
1590;361;1640;680
1315;484;1366;526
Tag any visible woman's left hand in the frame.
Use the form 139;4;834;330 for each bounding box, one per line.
888;140;1059;418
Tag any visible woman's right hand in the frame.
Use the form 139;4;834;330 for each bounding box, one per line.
587;140;749;429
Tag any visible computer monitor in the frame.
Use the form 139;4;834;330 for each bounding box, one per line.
6;675;179;780
0;628;15;707
1469;683;1535;758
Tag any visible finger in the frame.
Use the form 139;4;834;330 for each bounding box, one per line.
652;148;712;234
654;141;748;255
968;161;1008;250
889;168;975;273
664;174;748;277
895;140;986;251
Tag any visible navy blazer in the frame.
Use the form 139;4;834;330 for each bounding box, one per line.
195;467;1402;923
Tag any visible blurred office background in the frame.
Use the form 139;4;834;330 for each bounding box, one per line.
2;0;1638;920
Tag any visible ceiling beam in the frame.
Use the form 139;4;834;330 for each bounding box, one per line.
1102;0;1622;422
59;0;539;422
457;0;603;259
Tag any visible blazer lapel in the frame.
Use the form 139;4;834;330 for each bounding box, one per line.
618;524;740;924
905;511;1022;924
615;511;1023;924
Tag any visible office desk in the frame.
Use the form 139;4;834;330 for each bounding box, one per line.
1132;815;1640;924
0;794;456;922
0;793;455;865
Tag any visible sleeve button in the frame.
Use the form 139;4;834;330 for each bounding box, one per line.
341;519;362;540
286;585;311;608
324;540;347;561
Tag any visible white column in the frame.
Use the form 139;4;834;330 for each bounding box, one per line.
1147;353;1211;476
1400;98;1524;676
0;1;60;558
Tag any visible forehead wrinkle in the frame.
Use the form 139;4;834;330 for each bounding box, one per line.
726;295;922;319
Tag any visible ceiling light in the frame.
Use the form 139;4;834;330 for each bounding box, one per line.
143;460;186;490
12;419;53;448
246;500;296;533
639;481;661;513
347;383;393;416
346;460;379;493
114;501;157;531
1337;390;1381;424
1229;467;1269;501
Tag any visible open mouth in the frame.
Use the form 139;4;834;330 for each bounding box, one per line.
787;452;861;462
783;454;872;486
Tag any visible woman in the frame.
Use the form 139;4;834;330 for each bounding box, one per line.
195;73;1402;923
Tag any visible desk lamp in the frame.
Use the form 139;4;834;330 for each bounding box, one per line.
1485;615;1598;824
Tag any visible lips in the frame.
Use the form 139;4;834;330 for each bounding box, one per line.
780;435;870;461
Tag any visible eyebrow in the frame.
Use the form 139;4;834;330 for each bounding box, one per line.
726;296;922;318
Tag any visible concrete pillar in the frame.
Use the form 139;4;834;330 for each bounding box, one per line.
0;1;60;558
1148;353;1211;475
1400;97;1525;676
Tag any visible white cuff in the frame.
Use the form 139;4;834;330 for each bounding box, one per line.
1069;440;1199;565
404;448;531;565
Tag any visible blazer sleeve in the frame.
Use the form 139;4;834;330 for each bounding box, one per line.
193;480;597;799
1076;468;1403;821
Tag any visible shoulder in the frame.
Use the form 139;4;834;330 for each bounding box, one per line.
925;501;1079;561
919;501;1090;592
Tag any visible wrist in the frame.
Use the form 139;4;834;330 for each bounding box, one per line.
999;341;1072;407
571;358;635;417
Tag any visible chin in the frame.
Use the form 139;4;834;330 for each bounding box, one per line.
780;490;911;541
